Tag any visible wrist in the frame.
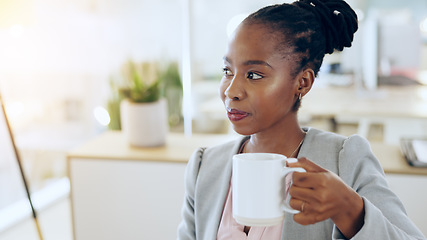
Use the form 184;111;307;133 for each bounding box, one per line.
332;192;365;239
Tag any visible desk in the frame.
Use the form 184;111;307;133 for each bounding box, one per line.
67;131;427;239
370;142;427;175
300;85;427;144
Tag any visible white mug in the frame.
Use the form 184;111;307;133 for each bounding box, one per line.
232;153;306;227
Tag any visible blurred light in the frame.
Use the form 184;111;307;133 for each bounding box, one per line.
418;71;427;85
0;0;34;29
6;101;25;118
226;13;248;37
417;88;427;102
93;106;110;126
9;25;24;38
420;18;427;33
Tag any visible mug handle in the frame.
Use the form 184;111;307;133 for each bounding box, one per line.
281;166;306;214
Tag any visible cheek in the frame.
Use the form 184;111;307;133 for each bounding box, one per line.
261;80;295;108
264;82;287;100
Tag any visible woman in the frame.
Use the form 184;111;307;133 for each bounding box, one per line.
177;0;426;239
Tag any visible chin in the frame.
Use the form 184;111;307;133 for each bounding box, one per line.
230;125;255;136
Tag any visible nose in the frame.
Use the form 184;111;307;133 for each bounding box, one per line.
224;77;245;101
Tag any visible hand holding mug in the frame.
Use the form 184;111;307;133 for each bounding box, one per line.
287;157;365;238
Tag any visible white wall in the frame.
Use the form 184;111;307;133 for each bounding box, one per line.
0;0;183;133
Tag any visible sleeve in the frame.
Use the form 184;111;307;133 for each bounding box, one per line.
332;135;426;240
176;147;205;240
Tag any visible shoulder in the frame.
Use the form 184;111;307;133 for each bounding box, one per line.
185;136;246;180
304;127;369;152
203;136;247;159
303;127;384;180
301;127;375;173
338;134;384;181
200;136;247;172
301;127;347;162
304;127;346;143
187;136;245;163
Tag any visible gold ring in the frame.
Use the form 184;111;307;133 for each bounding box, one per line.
301;202;305;212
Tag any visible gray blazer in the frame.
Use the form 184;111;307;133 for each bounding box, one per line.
177;128;425;240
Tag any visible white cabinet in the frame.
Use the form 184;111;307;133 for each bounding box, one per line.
386;174;427;236
69;157;186;240
67;131;234;240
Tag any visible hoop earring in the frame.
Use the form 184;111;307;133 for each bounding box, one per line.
298;93;302;101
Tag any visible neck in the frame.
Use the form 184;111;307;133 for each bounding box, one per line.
244;116;306;157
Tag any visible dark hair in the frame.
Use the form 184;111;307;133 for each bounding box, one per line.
243;0;358;77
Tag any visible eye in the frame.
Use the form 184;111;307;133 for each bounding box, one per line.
247;72;263;80
222;67;234;77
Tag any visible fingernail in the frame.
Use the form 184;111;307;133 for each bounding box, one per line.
287;158;298;164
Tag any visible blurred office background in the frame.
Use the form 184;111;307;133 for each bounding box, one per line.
1;0;427;239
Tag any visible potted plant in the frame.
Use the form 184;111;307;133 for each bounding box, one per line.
161;62;183;128
119;60;168;147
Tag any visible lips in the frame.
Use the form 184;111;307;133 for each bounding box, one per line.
226;107;250;121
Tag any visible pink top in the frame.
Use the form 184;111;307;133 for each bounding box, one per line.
216;178;285;240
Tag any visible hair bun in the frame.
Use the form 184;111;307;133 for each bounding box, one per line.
295;0;358;54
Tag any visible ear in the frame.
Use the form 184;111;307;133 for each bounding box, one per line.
297;68;315;97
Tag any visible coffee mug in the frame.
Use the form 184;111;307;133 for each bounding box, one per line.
232;153;306;227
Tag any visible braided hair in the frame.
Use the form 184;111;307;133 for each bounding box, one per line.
243;0;358;78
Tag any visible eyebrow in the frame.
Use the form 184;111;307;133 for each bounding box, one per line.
223;56;273;69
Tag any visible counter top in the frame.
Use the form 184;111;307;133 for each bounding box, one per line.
67;131;427;175
370;142;427;175
67;131;236;163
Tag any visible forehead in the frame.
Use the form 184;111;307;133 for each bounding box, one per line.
225;23;292;65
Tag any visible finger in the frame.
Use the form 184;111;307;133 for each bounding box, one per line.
287;157;327;173
291;200;327;225
289;198;306;213
291;198;332;225
294;211;330;226
291;171;328;189
289;184;319;203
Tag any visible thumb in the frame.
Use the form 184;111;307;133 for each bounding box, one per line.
286;157;326;173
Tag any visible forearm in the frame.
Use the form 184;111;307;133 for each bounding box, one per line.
333;198;426;240
331;188;365;239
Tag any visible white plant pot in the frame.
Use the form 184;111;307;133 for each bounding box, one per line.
120;98;168;147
